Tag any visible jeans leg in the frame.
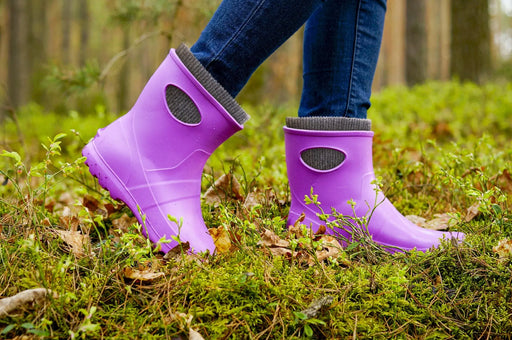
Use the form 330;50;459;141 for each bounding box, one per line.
299;0;387;119
191;0;324;98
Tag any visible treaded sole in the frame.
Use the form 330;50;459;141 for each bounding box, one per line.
82;140;139;217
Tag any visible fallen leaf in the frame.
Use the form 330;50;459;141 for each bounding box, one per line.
203;174;243;207
258;229;290;248
123;267;164;281
111;214;137;233
405;215;427;226
406;213;455;231
59;215;80;231
288;213;306;238
430;120;453;139
189;328;205;340
465;202;481;222
492;169;512;194
244;191;264;210
0;288;58;317
493;239;512;259
164;242;191;261
209;226;234;253
58;191;74;205
55;229;90;257
123;259;165;282
315;224;327;235
310;235;343;265
423;213;456;230
82;194;100;212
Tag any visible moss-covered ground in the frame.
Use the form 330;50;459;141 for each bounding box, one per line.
1;81;511;339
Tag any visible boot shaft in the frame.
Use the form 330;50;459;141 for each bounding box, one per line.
284;127;376;204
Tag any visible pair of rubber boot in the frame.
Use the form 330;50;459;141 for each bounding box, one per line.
83;45;463;254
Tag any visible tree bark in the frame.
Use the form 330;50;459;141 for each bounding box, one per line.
450;0;491;83
78;0;89;66
405;0;427;86
61;0;72;64
28;0;49;102
118;27;131;112
7;0;30;109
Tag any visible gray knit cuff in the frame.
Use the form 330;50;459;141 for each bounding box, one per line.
286;117;371;131
175;44;250;125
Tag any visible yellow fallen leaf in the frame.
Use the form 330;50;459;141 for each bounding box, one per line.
209;226;233;253
493;239;512;259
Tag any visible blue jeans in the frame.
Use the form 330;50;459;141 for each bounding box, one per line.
191;0;386;119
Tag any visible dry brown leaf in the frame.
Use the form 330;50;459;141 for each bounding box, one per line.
123;267;164;281
310;235;343;265
258;229;290;248
0;288;58;317
189;328;206;340
58;192;74;205
465;202;481;222
82;194;100;212
209;226;234;253
266;247;294;257
288;213;306;238
315;224;327;235
55;229;90;257
164;242;192;261
493;169;512;194
111;213;137;233
59;215;80;231
203;173;243;207
123;259;165;282
405;215;427;226
406;213;455;231
493;239;512;259
244;191;264;210
423;213;456;230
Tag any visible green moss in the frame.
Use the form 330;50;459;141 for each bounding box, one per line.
1;81;512;338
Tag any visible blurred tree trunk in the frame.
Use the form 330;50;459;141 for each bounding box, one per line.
78;0;89;66
405;0;427;85
450;0;491;83
62;0;72;64
118;28;131;112
7;0;30;109
28;0;49;102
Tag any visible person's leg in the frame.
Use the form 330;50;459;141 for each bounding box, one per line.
299;0;386;119
191;0;325;98
286;0;464;252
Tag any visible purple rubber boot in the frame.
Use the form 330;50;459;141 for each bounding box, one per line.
82;44;249;253
284;124;464;253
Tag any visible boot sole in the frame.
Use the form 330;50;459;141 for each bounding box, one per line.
82;139;140;221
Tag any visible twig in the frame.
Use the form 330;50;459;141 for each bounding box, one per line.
99;30;165;83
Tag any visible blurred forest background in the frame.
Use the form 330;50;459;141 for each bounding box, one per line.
1;0;511;119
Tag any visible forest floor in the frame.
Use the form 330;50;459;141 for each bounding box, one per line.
1;81;512;339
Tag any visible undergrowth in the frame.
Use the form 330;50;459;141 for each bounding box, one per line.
1;81;511;339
